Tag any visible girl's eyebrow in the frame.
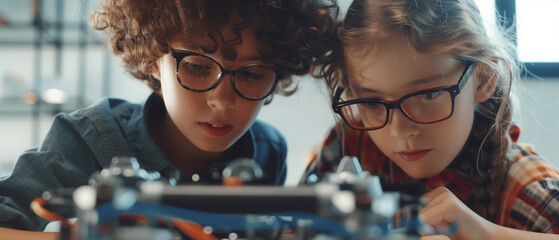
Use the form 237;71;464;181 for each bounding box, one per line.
353;74;444;94
408;74;445;86
352;86;379;94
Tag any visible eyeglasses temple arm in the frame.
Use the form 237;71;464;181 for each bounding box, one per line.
332;87;345;112
457;62;477;91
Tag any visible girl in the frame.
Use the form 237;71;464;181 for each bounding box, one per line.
303;0;559;239
0;0;337;237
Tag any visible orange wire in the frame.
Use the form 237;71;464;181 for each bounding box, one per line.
222;176;244;187
30;197;68;222
33;197;220;240
172;218;218;240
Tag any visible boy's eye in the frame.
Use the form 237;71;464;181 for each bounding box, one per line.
180;60;215;79
239;70;265;81
179;55;217;76
183;62;211;72
186;62;205;70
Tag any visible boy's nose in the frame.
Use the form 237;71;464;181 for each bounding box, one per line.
207;75;236;110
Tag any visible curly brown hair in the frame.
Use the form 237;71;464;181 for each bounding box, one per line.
90;0;338;94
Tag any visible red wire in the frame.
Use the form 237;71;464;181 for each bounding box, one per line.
30;197;68;222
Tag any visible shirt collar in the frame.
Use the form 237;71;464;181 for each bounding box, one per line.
124;93;171;171
132;93;256;182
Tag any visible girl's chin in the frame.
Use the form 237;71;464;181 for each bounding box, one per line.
396;162;442;179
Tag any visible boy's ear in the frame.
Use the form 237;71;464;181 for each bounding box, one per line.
474;61;498;103
149;60;161;81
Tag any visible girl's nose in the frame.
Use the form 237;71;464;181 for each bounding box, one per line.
387;109;420;139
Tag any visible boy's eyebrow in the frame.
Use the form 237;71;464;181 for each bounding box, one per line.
171;46;265;63
238;55;265;62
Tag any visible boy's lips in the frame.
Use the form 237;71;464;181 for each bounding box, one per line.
199;121;233;137
397;149;431;161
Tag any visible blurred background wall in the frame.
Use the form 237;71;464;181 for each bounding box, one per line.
1;0;558;185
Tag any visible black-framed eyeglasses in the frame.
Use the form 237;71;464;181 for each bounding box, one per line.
333;61;477;131
170;49;280;101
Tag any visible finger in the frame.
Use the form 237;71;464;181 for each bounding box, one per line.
420;187;453;213
420;197;456;227
421;186;450;202
420;188;446;213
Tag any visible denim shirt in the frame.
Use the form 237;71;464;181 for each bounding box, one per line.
0;93;287;230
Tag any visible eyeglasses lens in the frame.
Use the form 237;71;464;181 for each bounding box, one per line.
339;90;454;130
177;55;277;100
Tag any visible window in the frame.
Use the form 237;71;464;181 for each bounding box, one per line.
496;0;559;77
516;0;559;63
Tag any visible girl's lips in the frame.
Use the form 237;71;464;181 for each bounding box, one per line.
199;122;233;137
398;149;431;161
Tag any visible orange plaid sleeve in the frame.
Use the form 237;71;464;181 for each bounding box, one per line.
496;144;559;233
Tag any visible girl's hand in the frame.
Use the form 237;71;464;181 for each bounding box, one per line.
419;187;496;240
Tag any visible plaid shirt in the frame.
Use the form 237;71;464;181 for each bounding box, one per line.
301;123;559;233
497;143;559;232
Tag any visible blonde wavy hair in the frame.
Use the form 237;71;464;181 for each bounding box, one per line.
315;0;520;173
312;0;522;219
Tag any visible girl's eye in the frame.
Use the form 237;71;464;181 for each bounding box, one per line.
421;91;443;100
360;101;384;110
364;101;380;107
